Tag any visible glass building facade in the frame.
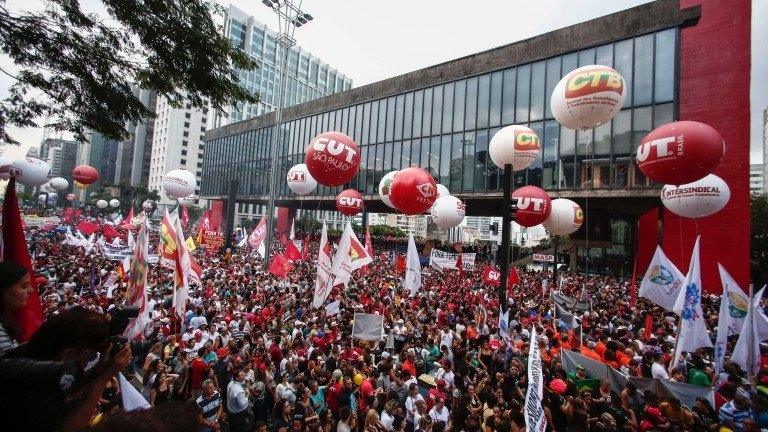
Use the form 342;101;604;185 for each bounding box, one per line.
203;27;677;199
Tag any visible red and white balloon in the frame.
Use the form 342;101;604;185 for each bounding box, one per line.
661;174;730;219
543;198;584;235
378;171;399;208
551;65;627;130
430;196;466;229
306;132;360;187
287;163;317;195
72;165;99;186
489;125;541;171
436;184;451;198
512;186;552;227
163;169;197;198
335;189;364;216
13;157;51;187
389;167;438;215
636;121;724;185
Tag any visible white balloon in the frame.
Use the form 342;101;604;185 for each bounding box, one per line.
109;199;120;208
430;196;466;229
489;125;541;170
286;164;317;195
378;171;399;208
661;174;730;219
543;198;584;235
0;154;17;180
12;157;51;187
96;199;109;209
436;184;451;198
178;195;196;206
41;182;56;193
48;177;69;191
551;65;627;130
163;169;197;198
37;194;47;203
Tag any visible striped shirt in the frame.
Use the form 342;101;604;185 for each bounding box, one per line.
718;400;752;432
196;392;222;423
0;323;18;355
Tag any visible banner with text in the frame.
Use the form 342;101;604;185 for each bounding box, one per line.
429;249;476;271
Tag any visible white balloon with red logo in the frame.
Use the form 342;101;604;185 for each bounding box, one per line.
436;184;451;198
512;186;552;227
336;189;364;216
430;196;466;229
543;198;584;235
287;164;317;195
306;132;361;187
489;125;541;170
163;169;196;198
12;157;51;187
389;167;438;215
661;174;730;219
378;170;399;208
551;65;627;130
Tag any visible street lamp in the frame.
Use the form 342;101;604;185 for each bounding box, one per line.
262;0;313;265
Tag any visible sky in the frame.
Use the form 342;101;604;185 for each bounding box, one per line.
1;0;766;164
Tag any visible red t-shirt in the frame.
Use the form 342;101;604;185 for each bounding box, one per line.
358;379;373;413
190;358;209;390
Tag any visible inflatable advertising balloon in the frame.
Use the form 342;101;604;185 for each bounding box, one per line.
661;174;730;219
13;157;51;187
37;194;47;204
286;164;317;195
636;121;724;185
378;171;399;208
550;65;627;130
48;177;69;191
96;199;108;209
512;186;552;227
72;165;99;185
306;132;360;187
178;195;196;206
389;167;438;215
74;181;87;190
109;199;120;208
430;195;466;229
335;189;364;216
436;184;451;198
489;125;541;171
543;198;584;235
142;199;156;212
163;169;196;198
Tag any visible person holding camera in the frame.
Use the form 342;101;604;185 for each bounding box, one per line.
0;262;33;355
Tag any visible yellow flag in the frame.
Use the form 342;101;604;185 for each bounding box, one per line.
185;236;197;251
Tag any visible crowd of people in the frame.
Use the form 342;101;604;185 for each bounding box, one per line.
1;213;767;432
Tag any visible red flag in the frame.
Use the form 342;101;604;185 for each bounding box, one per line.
482;265;501;287
301;234;311;260
507;267;520;287
395;255;406;273
180;205;189;228
119;205;135;230
102;224;122;242
643;314;654;341
281;236;302;261
2;178;43;341
77;220;99;236
361;227;373;274
61;208;82;224
455;253;464;276
629;254;638;308
268;253;293;279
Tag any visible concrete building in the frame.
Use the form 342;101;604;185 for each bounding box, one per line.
115;86;157;186
85;132;119;188
368;213;425;237
201;0;752;289
40;138;80;194
751;164;764;195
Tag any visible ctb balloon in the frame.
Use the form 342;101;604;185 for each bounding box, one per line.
96;199;108;209
543;198;584;235
306;132;360;187
109;199;120;208
489;125;540;171
512;186;552;227
163;169;197;198
335;189;364;216
551;65;627;130
378;171;399;208
430;196;466;229
286;164;317;195
661;174;730;219
389;167;437;215
636;121;724;185
72;165;99;185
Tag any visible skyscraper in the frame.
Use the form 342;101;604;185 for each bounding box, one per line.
40;138;80;194
115;86;157;186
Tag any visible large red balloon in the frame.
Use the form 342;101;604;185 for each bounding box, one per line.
336;189;364;216
389;167;437;215
306;132;361;187
72;165;99;185
636;121;724;185
512;186;552;227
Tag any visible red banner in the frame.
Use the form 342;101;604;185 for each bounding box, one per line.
209;200;224;233
268;253;292;279
281;236;302;261
77;220;99;236
482;265;501;287
202;231;224;255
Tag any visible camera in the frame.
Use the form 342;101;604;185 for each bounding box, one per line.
107;306;140;354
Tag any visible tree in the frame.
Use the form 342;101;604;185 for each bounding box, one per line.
752;194;768;288
295;214;322;234
369;224;406;237
0;0;257;144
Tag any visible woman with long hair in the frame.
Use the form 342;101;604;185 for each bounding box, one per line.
0;262;32;354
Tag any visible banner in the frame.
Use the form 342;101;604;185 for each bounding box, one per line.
351;313;384;341
312;225;333;308
532;253;554;263
98;238;133;261
524;327;546;432
551;292;591;312
482;265;501;287
325;300;341;316
428;249;476;270
329;222;372;289
202;231;225;255
733;286;762;376
248;216;267;251
268;253;293;279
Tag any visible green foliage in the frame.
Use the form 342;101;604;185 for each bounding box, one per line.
368;224;406;237
240;218;255;230
752;194;768;287
295;214;321;234
115;181;159;210
0;0;258;144
534;235;570;251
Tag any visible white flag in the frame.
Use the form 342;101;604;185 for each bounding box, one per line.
172;214;192;319
715;264;749;374
524;327;547;432
119;373;150;411
331;222;372;288
312;225;333;308
127;230;135;249
753;287;768;341
640;246;685;311
325;300;341;316
405;234;422;297
671;237;713;370
732;286;761;377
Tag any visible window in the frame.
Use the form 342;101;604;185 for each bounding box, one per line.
431;85;443;135
614;39;633;108
530;61;545;121
185;113;191;119
634;34;654;106
183;131;189;138
654;29;675;103
200;126;206;132
403;93;413;139
184;122;190;128
181;150;188;156
394;95;404;140
386;97;395;142
477;74;490;129
464;77;477;131
182;140;188;146
443;82;455;134
515;64;530;123
544;57;561;119
421;88;432;137
501;68;516;125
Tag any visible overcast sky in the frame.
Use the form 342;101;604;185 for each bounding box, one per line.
1;0;766;164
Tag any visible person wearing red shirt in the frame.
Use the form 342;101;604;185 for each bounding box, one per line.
358;370;374;416
190;347;211;399
325;370;344;417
